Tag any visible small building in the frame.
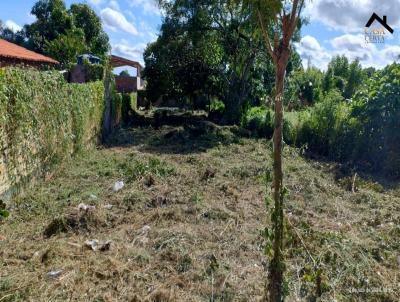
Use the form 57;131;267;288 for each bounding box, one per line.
0;39;59;68
77;54;101;65
111;55;144;93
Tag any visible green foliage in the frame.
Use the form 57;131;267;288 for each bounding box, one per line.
25;0;73;52
121;93;137;124
344;60;364;99
111;92;122;127
45;29;86;65
297;90;356;159
6;0;110;65
209;98;225;114
69;3;110;57
0;208;9;218
119;70;130;77
352;63;400;177
322;56;365;100
145;0;293;124
0;67;104;188
242;106;274;138
83;58;104;82
285;67;323;108
242;106;304;144
144;6;224;104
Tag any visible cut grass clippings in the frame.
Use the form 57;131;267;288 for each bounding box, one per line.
1;125;400;301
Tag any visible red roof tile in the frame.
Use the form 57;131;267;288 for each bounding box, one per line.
0;39;59;64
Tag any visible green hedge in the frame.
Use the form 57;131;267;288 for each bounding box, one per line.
0;67;104;195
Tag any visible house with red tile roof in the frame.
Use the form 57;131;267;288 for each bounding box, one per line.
0;39;59;67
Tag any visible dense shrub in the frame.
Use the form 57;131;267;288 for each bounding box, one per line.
0;67;104;193
242;106;274;138
352;63;400;177
121;93;137;125
83;59;105;82
241;106;305;144
208;98;225;121
297;90;356;159
285;67;323;108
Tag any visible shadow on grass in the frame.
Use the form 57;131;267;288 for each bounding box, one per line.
105;119;249;155
301;151;400;191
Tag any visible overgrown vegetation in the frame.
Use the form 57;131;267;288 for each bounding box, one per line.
0;67;104;196
240;62;400;178
1;126;399;301
144;0;302;124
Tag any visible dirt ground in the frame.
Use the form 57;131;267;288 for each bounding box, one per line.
1;124;400;301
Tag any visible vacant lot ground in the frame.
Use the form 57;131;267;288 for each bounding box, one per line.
1;124;399;301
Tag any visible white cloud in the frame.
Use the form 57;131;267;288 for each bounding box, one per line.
305;0;400;33
88;0;104;6
127;0;161;16
295;35;332;70
382;45;400;62
113;41;147;65
5;20;22;32
296;34;400;70
100;8;138;36
109;0;120;11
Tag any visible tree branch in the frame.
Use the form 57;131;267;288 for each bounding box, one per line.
256;8;276;63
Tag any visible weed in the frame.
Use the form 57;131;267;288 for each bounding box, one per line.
176;254;192;273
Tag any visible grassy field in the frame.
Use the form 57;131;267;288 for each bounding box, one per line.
1;124;399;301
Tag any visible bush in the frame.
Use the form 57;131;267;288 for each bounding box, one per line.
84;61;104;82
297;90;355;159
121;93;137;125
0;67;104;194
352;63;400;177
242;106;274;138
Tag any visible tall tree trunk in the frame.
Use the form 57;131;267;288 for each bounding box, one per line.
268;61;286;302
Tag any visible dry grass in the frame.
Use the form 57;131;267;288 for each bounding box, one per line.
1;125;399;301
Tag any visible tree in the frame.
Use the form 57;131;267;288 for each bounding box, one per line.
343;59;363;99
17;0;110;65
247;0;305;300
119;70;131;77
322;55;349;95
24;0;73;52
146;0;292;123
286;67;323;108
144;1;225;108
323;56;365;100
45;29;86;65
69;4;110;58
352;63;400;177
0;20;26;45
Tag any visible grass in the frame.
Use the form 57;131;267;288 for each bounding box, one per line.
0;124;400;301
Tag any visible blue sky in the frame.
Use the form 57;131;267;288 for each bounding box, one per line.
1;0;400;71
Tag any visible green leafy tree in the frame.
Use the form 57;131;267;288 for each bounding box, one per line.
45;29;86;65
119;70;131;77
69;4;110;58
323;56;366;100
24;0;74;52
323;55;349;94
13;0;109;65
343;59;363;99
352;63;400;177
286;67;323;107
146;0;288;123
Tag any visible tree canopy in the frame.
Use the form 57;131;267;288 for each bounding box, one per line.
0;0;110;66
144;0;302;123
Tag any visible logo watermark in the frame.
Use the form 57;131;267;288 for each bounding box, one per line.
365;13;394;44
